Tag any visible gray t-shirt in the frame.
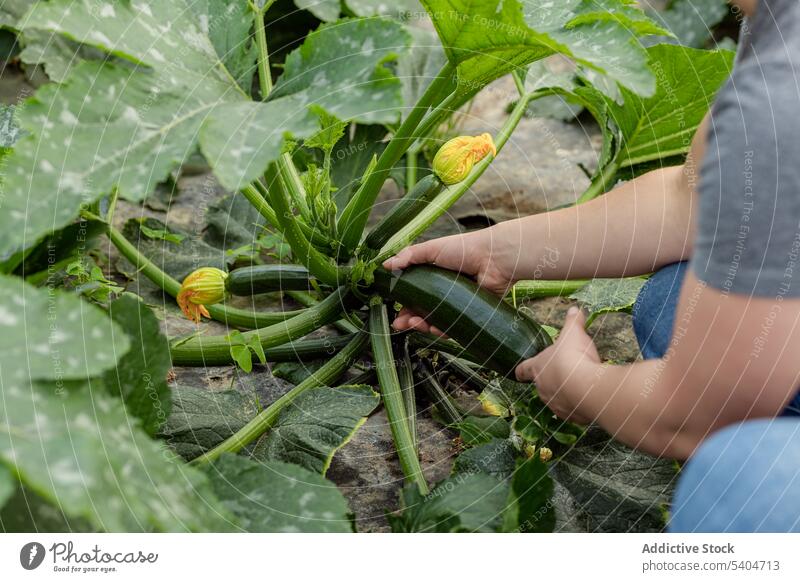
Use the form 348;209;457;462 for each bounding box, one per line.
691;0;800;298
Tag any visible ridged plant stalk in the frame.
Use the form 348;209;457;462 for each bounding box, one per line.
193;331;369;464
369;298;429;494
251;1;276;99
510;279;591;303
337;63;456;255
396;338;418;453
170;285;351;366
104;219;304;329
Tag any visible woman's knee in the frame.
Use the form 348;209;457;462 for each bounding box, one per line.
670;419;800;532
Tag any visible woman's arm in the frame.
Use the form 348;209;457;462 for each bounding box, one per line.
519;270;800;460
387;115;710;289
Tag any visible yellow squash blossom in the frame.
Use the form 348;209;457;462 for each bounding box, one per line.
433;133;497;185
177;267;228;323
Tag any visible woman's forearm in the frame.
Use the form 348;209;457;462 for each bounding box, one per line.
575;359;703;459
491;165;695;282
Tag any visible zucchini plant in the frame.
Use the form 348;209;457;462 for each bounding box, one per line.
0;0;733;531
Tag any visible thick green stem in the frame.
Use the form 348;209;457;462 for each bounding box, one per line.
253;5;272;99
510;279;591;303
369;299;429;494
286;289;362;335
170;285;351;365
408;89;462;145
405;149;418;191
193;331;369;464
263;163;345;285
577;159;620;204
170;334;354;367
106;222;304;329
338;63;456;255
277;153;312;221
374;93;532;263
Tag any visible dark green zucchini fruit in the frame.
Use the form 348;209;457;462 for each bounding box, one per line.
371;265;552;376
225;264;313;296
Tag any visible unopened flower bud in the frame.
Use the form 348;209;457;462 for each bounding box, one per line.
433;133;497;185
177;267;228;323
538;447;553;462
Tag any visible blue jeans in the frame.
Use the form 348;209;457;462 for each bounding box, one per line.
632;262;800;532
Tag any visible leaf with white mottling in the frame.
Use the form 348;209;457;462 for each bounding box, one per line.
201;0;258;91
102;296;172;436
252;384;379;474
1;3;411;252
206;454;353;532
0;0;247;254
202;17;410;190
295;0;340;22
0;380;236;532
569;277;646;319
159;386;258;461
0;105;22;148
0;274;128;384
346;0;422;18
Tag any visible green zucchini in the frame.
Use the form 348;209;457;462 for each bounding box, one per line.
371;266;552;377
225;264;313;296
363;174;445;252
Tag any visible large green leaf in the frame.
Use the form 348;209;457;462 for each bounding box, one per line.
1;2;408;254
397;26;448;122
0;464;13;509
389;473;510;532
0;379;235;531
0;0;107;82
346;0;422;18
453;438;518;479
201;0;258;92
552;428;677;532
608;43;734;168
102;296;172;436
0;274;128;383
420;0;666;97
203;193;270;259
570;277;646;320
295;0;341;21
159;386;259;461
252;384;379;474
0;486;91;532
0;0;247;254
206;454;353;532
200;17;411;190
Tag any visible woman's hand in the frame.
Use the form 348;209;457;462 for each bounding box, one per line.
515;307;600;425
382;229;516;335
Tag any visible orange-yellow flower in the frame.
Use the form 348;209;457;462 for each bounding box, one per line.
433;133;497;185
177;267;228;323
